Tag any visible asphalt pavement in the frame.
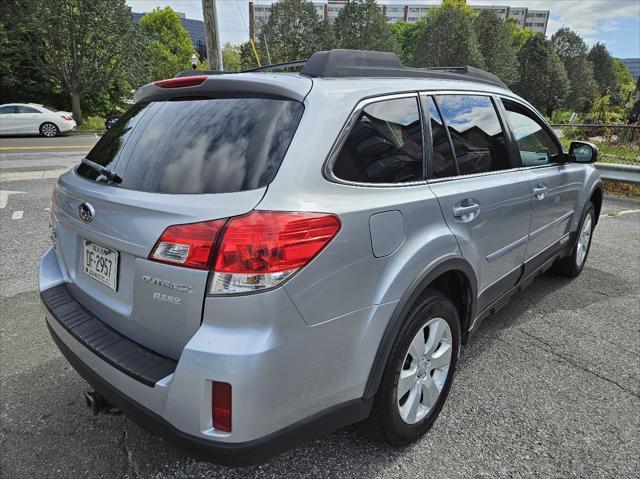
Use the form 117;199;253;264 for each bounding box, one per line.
1;141;639;478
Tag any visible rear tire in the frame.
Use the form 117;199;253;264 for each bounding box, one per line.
40;122;59;137
369;290;460;446
551;202;595;278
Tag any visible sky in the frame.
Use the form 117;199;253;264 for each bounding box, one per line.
125;0;640;58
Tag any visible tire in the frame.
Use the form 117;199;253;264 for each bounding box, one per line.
39;122;59;137
369;289;461;446
551;202;595;278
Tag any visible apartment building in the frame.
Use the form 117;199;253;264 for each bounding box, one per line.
248;1;549;40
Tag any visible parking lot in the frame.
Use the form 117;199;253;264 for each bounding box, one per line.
1;138;639;478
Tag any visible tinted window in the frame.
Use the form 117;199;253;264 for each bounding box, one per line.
78;98;304;194
332;97;423;183
16;106;40;113
77;102;150;181
424;97;457;178
503;99;561;166
0;106;16;114
435;95;512;175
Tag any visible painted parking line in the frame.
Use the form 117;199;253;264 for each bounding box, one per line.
0;169;69;182
601;209;640;218
11;210;23;220
0;145;91;151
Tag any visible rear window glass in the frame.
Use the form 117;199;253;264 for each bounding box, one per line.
77;98;304;194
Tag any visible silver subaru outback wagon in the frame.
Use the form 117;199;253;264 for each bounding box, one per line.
39;50;602;465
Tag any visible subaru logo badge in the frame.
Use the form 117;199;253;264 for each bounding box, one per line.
78;202;95;223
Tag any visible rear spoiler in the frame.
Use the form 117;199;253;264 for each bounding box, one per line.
133;74;312;103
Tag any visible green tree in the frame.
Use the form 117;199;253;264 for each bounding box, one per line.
140;7;195;81
551;27;596;112
588;42;618;95
253;0;332;64
505;18;535;51
473;10;519;86
515;35;569;116
334;0;396;52
612;59;635;104
413;0;484;68
5;0;147;123
390;21;424;65
222;42;242;71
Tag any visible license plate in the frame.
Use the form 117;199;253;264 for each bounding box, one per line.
83;240;118;291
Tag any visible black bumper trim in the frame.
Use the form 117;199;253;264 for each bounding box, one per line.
46;308;372;466
41;283;177;387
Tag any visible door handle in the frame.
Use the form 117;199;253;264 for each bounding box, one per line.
453;202;480;222
533;184;548;200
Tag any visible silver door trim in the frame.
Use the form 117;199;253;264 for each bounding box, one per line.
528;210;574;241
486;234;529;263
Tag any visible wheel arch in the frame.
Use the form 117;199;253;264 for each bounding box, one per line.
589;185;603;225
363;257;477;400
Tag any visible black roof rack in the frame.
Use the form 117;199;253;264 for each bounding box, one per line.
299;49;508;90
173;50;508;90
244;60;307;73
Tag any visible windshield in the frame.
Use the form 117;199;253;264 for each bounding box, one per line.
77;97;304;194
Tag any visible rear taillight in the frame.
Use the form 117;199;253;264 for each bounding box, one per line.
148;211;341;294
149;219;226;269
153;75;207;88
60;115;73;121
212;381;232;432
210;211;341;294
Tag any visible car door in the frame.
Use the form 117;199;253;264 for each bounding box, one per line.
0;105;18;134
500;98;584;273
15;105;43;133
423;94;531;313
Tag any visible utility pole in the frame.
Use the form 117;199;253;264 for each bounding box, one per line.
202;0;222;70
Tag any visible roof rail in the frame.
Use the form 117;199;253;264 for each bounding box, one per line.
243;60;307;73
299;49;509;90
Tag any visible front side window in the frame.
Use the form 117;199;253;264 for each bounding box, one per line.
0;106;16;114
435;95;512;175
332;97;423;184
502;99;561;166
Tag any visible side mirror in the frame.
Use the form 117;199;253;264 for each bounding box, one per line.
569;141;599;163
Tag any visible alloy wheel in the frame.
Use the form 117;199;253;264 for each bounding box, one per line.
576;212;593;267
397;317;452;424
41;123;58;137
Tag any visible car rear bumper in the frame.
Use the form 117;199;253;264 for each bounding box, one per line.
58;120;76;132
39;246;385;463
45;317;369;465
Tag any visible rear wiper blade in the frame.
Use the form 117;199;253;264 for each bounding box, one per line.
81;158;123;184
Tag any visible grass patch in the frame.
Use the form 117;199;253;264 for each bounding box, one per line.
76;116;105;131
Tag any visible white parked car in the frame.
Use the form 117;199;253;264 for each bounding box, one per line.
0;103;76;137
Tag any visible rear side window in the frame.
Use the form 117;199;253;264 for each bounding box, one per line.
77;98;304;194
434;95;512;176
332;97;423;184
16;106;40;113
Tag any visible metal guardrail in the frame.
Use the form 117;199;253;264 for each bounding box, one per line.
594;163;640;185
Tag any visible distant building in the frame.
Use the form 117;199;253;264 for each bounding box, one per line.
133;12;208;61
619;58;640;82
248;1;549;40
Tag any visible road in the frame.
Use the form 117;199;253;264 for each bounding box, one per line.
1;139;639;478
